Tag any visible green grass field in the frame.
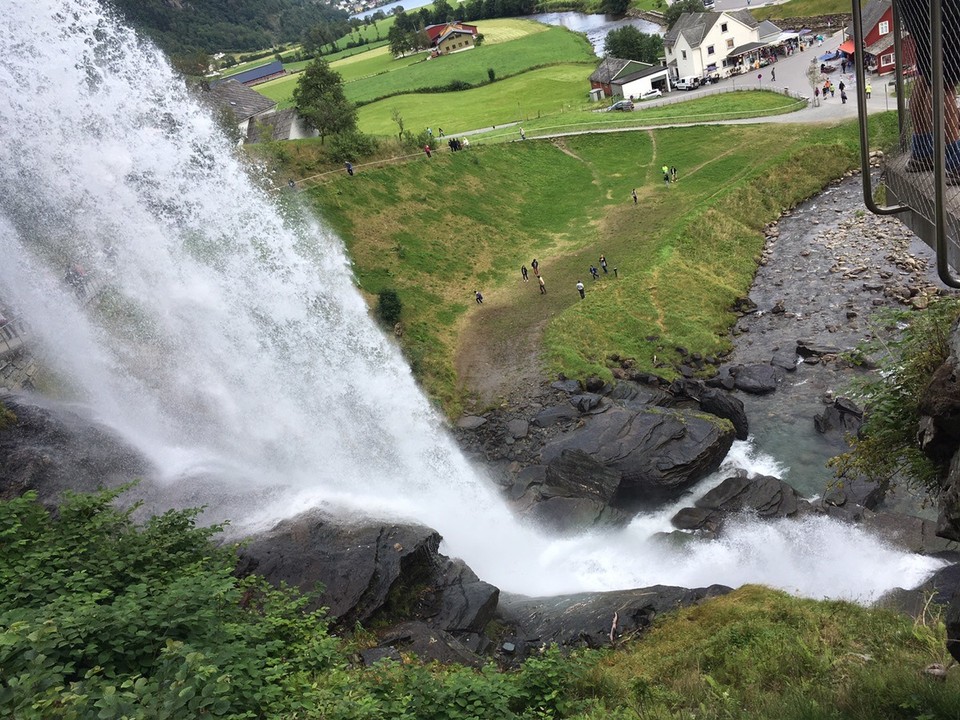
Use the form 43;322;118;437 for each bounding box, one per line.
299;115;896;413
255;20;596;108
752;0;848;20
357;63;596;136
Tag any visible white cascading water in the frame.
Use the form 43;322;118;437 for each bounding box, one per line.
0;0;944;601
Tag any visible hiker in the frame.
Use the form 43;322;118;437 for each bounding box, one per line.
461;137;470;149
663;170;670;185
520;127;526;140
538;275;546;294
661;163;669;177
632;188;638;204
865;81;872;98
599;255;608;274
841;89;848;104
531;258;539;276
427;128;433;137
521;265;529;281
345;161;354;176
424;144;432;158
576;280;585;299
670;166;678;183
590;265;599;280
287;179;295;189
474;290;483;304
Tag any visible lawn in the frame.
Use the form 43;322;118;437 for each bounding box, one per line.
299;115;897;413
255;20;596;108
356;63;597;137
752;0;849;20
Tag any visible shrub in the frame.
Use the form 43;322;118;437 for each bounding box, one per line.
487;67;496;83
327;130;381;163
377;289;403;325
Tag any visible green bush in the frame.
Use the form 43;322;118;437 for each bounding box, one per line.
328;130;381;163
378;289;403;325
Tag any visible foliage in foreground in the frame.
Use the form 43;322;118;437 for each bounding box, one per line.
831;298;960;493
1;489;959;719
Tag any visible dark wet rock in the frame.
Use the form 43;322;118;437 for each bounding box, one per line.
860;510;960;556
511;465;547;499
457;415;488;430
519;450;629;532
771;299;785;314
732;296;757;314
814;397;863;440
608;381;672;407
698;388;749;441
796;340;845;358
670;506;721;533
695;475;805;519
770;348;798;372
507;419;529;439
731;364;782;394
569;393;604;413
531;404;579;428
0;393;150;505
377;622;484;667
497;584;731;650
551;379;582;394
584;376;607;393
820;476;883;511
360;646;403;665
918;354;960;463
236;512;499;634
540;406;735;508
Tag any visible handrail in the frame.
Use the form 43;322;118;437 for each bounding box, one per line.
851;0;908;216
929;0;960;286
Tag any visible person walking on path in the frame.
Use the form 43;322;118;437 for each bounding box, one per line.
841;88;848;104
345;161;354;176
663;169;670;185
670;166;678;183
576;280;585;299
599;255;608;274
590;265;599;280
661;163;669;177
632;188;638;204
865;81;872;99
538;275;546;294
520;127;526;140
521;265;529;281
531;258;540;276
474;290;483;304
771;67;776;82
424;144;432;158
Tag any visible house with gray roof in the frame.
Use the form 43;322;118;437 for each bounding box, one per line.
204;79;279;143
664;10;771;80
590;57;669;98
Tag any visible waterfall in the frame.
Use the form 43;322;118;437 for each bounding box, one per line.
0;0;944;602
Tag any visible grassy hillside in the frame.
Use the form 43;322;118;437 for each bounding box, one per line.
302;116;896;413
256;20;596;108
752;0;849;20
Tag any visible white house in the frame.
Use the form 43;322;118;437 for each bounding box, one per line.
590;57;670;99
663;10;768;80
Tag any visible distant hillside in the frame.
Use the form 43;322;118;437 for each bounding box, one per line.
106;0;348;56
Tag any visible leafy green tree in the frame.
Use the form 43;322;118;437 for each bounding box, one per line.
391;107;406;140
604;26;664;63
388;23;413;56
433;0;453;23
378;289;403;325
292;58;357;143
665;0;706;29
602;0;631;15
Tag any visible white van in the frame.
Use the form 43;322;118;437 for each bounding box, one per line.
674;76;700;91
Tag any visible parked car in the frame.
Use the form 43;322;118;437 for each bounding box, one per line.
674;76;700;91
639;89;663;100
607;99;635;111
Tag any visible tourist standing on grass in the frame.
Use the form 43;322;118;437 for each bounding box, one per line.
475;290;483;304
424;144;432;158
531;258;539;276
521;265;529;281
670;166;678;183
590;265;599;280
661;163;669;177
599;255;608;274
539;275;546;294
576;280;585;299
632;188;638;204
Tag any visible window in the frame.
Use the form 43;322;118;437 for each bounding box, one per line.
721;22;728;32
682;50;687;59
707;45;715;55
878;20;889;34
726;38;734;49
881;52;894;66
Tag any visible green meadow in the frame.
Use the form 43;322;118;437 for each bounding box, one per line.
302;115;897;413
256;20;596;108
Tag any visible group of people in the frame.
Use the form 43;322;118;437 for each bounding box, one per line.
477;253;615;305
661;164;678;185
520;258;546;294
424;137;470;158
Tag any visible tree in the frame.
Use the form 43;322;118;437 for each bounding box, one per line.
292;58;357;143
664;0;706;29
601;0;631;15
388;24;412;56
604;26;664;63
391;107;405;140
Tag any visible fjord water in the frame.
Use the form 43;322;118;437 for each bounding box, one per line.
0;0;943;600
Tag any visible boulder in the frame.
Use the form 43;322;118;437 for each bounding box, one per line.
731;364;782;395
531;404;579;428
543;449;622;503
506;419;529;439
497;585;731;650
770;348;798;372
376;621;485;667
551;379;582;394
456;415;488;430
695;475;804;519
608;381;672;408
820;476;883;511
814;397;863;441
918;355;960;463
569;393;605;413
236;511;499;634
796;341;845;358
698;388;749;441
540;406;735;508
861;510;960;556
